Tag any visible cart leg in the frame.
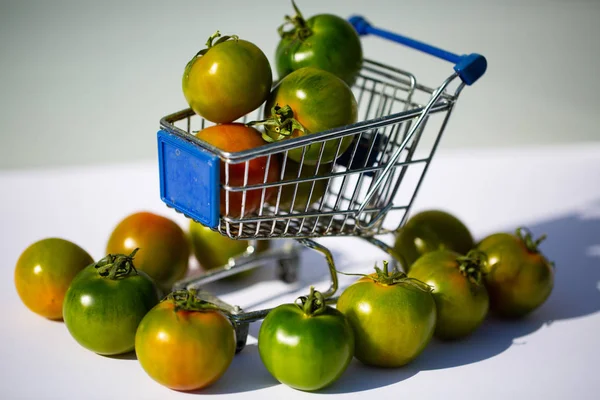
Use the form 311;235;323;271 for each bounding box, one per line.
360;236;407;272
295;238;339;298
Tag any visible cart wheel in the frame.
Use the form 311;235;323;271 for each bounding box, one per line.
277;257;299;283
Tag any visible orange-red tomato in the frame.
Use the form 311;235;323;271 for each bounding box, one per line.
106;212;189;290
195;124;281;218
135;295;236;391
14;238;93;320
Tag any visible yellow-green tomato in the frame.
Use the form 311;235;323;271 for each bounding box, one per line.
135;290;236;391
14;238;93;320
336;262;436;367
408;250;489;340
189;221;271;280
477;228;554;318
182;32;272;123
258;288;354;391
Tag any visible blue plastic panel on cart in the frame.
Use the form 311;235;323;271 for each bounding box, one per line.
157;129;219;228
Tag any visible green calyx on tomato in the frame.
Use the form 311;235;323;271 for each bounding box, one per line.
515;227;551;258
336;260;436;368
454;250;488;284
408;250;489;340
342;259;434;291
93;248;140;280
275;1;363;86
166;288;228;314
258;286;354;391
294;286;327;316
195;30;239;57
477;227;554;319
248;104;306;143
63;249;161;356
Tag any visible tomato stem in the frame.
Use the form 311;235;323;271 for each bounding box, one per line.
168;289;227;314
194;30;239;57
94;248;139;280
247;104;306;142
516;227;546;254
295;286;327;316
336;261;433;292
455;250;487;284
278;0;313;41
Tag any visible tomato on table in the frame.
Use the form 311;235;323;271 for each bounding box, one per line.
183;31;272;123
195;123;281;218
14;238;94;320
252;67;358;165
258;287;354;391
106;211;189;290
336;260;436;367
393;210;474;271
477;227;554;318
408;250;489;340
275;1;363;86
135;289;236;391
63;249;161;355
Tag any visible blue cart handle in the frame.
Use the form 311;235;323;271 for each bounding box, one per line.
348;16;487;85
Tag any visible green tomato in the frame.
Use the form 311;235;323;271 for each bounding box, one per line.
408;250;489;340
336;261;436;367
275;1;363;86
258;288;354;391
63;250;161;355
477;228;554;318
393;210;474;271
261;67;357;165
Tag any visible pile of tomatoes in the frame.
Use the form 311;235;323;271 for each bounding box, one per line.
13;209;556;393
182;1;363;217
13;1;556;395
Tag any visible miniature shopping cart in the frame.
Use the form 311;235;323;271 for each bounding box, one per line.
156;16;486;352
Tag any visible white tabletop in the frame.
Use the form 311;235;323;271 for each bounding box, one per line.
1;143;599;399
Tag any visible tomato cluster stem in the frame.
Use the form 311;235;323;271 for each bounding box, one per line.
94;248;139;280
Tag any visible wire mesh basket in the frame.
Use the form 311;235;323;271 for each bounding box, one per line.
156;15;486;352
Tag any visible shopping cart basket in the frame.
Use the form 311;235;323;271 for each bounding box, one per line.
156;16;487;352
